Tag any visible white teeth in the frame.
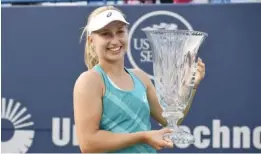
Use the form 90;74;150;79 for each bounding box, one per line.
109;47;121;52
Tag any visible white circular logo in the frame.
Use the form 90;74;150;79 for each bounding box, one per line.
1;97;35;153
127;11;193;79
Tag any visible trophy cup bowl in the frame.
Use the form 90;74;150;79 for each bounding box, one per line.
142;23;208;144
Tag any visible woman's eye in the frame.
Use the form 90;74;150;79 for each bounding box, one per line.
101;32;110;36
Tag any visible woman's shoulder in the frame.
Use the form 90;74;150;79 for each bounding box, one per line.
74;69;103;92
76;69;101;83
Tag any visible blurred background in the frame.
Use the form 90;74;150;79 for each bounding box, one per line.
1;0;261;153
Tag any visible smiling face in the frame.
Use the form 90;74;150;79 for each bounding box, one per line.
88;21;128;64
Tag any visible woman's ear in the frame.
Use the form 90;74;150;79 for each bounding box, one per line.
88;35;96;51
88;35;93;44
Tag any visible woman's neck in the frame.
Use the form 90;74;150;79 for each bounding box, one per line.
99;60;126;77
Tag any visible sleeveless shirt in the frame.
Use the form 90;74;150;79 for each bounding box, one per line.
93;64;156;153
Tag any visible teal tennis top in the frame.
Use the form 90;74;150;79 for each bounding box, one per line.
94;64;156;153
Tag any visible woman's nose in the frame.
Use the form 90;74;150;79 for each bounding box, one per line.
109;34;121;45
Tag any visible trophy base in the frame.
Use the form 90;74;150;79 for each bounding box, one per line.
164;128;195;145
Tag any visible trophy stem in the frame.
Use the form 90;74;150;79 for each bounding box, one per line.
166;117;180;131
163;111;195;144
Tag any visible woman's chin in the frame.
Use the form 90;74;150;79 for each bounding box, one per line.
110;55;124;62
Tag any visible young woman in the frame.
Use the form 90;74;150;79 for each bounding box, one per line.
73;5;206;153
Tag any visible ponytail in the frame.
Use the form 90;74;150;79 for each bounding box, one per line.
84;33;99;69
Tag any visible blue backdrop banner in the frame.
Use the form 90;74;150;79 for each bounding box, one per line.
2;3;261;153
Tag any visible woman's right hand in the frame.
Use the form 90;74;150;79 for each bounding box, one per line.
143;128;174;150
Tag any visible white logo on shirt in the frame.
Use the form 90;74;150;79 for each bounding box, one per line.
143;93;147;102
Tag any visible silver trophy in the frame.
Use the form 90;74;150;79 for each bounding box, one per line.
142;23;208;144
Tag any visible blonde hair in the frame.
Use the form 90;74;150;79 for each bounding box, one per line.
82;6;125;69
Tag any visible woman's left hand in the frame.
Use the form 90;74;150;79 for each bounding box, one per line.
194;57;206;89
